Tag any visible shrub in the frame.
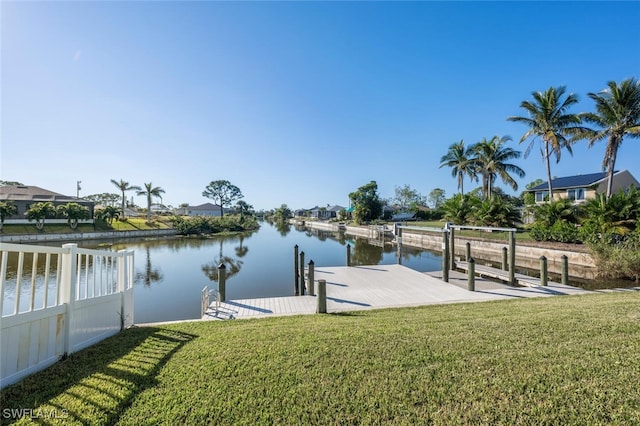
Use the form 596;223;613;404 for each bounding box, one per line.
587;230;640;282
549;221;581;243
171;215;258;235
469;197;521;228
441;194;480;225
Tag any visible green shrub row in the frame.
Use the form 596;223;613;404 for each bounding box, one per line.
170;215;259;235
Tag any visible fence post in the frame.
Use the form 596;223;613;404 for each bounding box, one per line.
294;245;299;296
60;243;78;356
117;249;128;330
465;242;471;262
539;256;548;287
346;244;351;267
509;230;516;285
317;279;327;313
308;260;315;296
501;247;508;271
467;257;475;292
561;255;569;286
299;251;305;295
442;230;449;283
218;263;227;302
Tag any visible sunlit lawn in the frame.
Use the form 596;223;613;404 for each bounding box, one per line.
2;291;639;425
0;218;172;235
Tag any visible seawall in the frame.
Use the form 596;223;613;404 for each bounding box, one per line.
300;220;596;279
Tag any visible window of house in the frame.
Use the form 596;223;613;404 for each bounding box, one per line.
567;188;585;201
535;191;549;202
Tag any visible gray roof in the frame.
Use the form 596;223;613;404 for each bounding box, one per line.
0;185;87;203
188;202;223;210
528;172;611;192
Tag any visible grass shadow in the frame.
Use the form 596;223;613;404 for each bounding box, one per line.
0;326;196;425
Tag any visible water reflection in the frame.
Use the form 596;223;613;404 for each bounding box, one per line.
275;221;291;236
135;246;164;287
350;238;384;266
201;237;244;283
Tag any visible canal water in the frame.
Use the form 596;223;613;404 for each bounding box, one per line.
100;221;441;323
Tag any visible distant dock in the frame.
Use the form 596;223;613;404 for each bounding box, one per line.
202;264;591;321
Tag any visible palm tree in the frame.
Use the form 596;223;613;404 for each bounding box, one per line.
110;179;141;219
25;202;56;229
56;202;90;229
508;86;584;200
579;78;640;199
471;135;525;199
96;205;120;224
439;140;477;195
235;200;253;222
136;183;166;222
0;200;18;230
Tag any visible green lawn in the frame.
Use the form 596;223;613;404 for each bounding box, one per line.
2;292;639;425
0;218;172;235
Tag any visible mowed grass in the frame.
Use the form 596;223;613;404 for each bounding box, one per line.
2;292;640;425
1;218;172;235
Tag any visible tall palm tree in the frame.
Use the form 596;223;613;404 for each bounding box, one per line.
235;200;253;222
111;179;141;219
579;78;640;199
137;183;166;222
471;135;525;199
439;140;477;195
508;86;584;200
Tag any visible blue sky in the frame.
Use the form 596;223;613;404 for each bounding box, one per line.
2;1;639;211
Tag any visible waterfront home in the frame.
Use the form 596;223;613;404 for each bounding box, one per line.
0;184;95;225
298;205;346;219
176;202;229;217
527;170;639;203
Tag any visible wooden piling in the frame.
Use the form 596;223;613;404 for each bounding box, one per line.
218;263;226;302
508;230;516;285
317;279;327;313
540;256;548;286
294;245;299;296
308;260;315;296
449;226;456;270
467;257;475;291
465;242;471;261
561;255;569;286
501;247;508;271
346;244;351;267
442;230;450;283
299;251;305;295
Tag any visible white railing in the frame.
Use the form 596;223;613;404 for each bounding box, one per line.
0;242;134;389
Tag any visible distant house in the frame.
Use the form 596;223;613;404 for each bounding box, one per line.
150;203;170;214
527;170;639;203
0;185;95;224
299;205;346;219
177;202;229;217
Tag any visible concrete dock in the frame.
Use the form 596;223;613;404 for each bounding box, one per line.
202;264;591;320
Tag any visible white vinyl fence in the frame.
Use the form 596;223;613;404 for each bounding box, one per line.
0;242;134;389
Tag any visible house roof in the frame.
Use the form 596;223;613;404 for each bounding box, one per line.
0;185;88;203
528;172;613;192
188;202;223;211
